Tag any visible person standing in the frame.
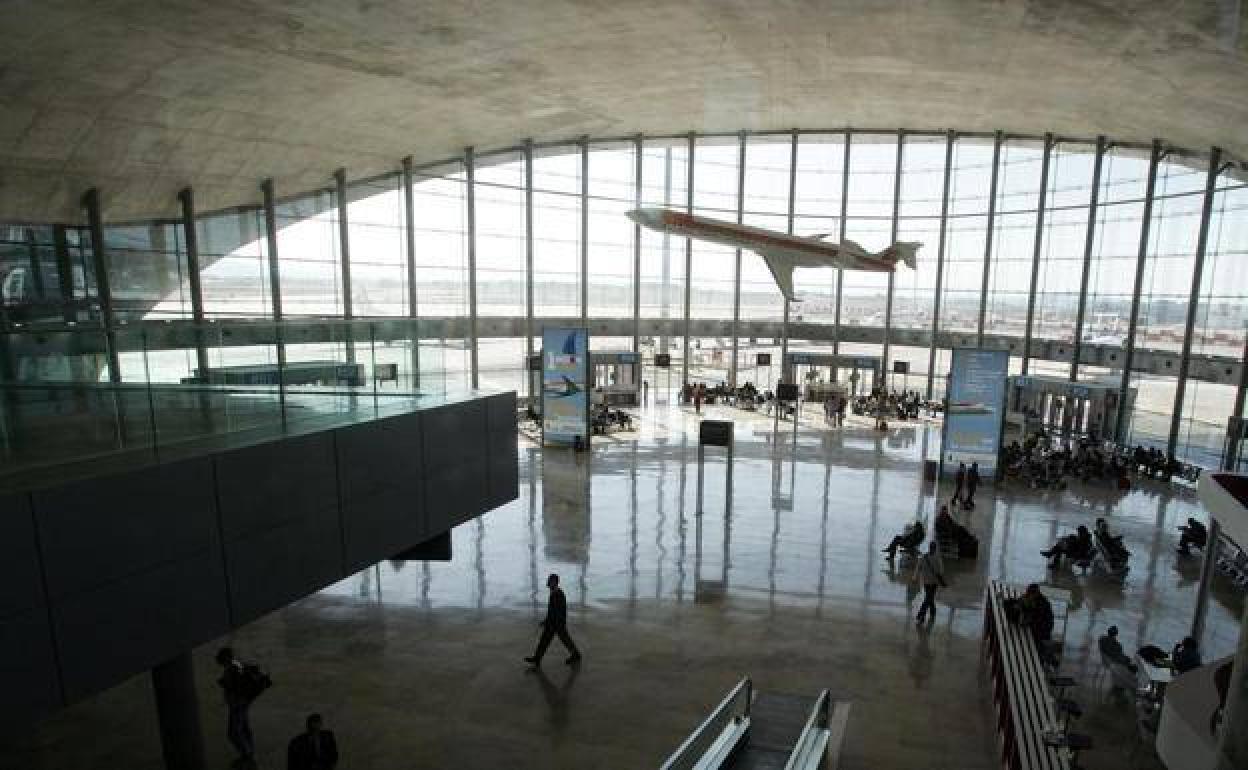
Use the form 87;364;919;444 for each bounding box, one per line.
951;462;967;506
642;379;649;406
287;713;338;770
216;647;258;768
965;462;980;508
693;383;703;414
913;541;946;626
526;573;582;666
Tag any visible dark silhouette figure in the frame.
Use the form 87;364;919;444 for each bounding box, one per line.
913;541;945;625
1019;583;1054;644
1041;525;1093;569
216;647;256;768
526;573;582;666
951;462;967;505
287;713;338;770
882;520;926;559
965;462;980;507
1177;518;1207;555
1172;636;1202;673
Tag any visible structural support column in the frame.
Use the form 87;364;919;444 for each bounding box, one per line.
260;179;287;410
1021;134;1054;376
1168;146;1223;457
730;131;746;388
82;188;122;384
883;130;903;369
178;188;211;378
1069;136;1106;381
831;133;851;381
682;133;694;386
632;135;643;356
1191;519;1222;645
976;131;1003;346
925;132;955;398
402;157;420;388
1216;592;1248;768
777;129;798;402
151;651;206;770
333;168;355;365
523;141;535;365
1115;140;1162;443
579;137;589;329
465;147;479;388
53;225;75;322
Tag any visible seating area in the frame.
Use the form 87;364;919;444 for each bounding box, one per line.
983;581;1082;769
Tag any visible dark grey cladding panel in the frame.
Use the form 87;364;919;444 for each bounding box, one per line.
335;411;423;501
31;458;219;602
223;505;343;626
485;392;519;511
424;464;489;534
340;487;427;572
0;608;62;722
215;431;337;540
421;399;487;474
486;392;517;435
51;550;229;703
0;492;46;618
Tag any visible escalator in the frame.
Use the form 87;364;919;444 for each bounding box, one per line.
659;678;850;770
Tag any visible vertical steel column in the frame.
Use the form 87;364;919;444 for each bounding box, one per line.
883;130;903;369
402;157;420;388
977;131;1003;346
1021;134;1054;375
82;188;121;384
1115;140;1162;442
260;179;287;412
1192;518;1222;645
151;651;206;770
632;135;643;355
465;147;479;388
23;229;45;299
524;141;535;364
682;133;694;385
730;131;746;388
333;168;355;365
53;226;75;322
579;137;589;329
924;132;955;398
1168;146;1223;457
779;130;798;378
177;187;211;377
832;132;851;376
1069;136;1106;382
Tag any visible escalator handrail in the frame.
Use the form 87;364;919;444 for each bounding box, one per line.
782;688;831;770
659;676;753;770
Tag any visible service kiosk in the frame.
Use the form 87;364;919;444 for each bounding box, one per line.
590;352;641;406
782;352;882;398
1006;375;1135;441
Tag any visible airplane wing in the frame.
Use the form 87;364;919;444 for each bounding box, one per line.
757;250;798;302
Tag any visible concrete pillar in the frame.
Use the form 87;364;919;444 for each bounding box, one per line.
150;651;205;770
1191;518;1220;644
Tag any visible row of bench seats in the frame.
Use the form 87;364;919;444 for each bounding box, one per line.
983;581;1073;770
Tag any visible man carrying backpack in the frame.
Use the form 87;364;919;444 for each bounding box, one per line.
217;647;271;768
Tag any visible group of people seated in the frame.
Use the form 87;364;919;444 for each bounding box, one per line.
1177;517;1207;556
590;403;633;433
1130;444;1188;481
1040;517;1131;571
1002;432;1132;490
849;388;925;426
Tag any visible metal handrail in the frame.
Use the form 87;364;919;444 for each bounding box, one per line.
659;676;752;770
783;689;831;770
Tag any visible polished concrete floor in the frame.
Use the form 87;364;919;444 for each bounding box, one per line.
3;400;1243;769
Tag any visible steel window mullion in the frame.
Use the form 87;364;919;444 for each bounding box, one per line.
1115;140;1162;443
177;187;210;376
466;147;479;388
1069;136;1106;381
779;130;798;380
925;132;955;398
82;188;121;385
402;157;420;388
832;132;850;379
524;141;535;364
334;168;355;365
884;130;903;369
633;135;643;355
580;137;589;328
682;133;694;386
1168;146;1223;457
731;131;745;387
260;178;287;411
977;131;1003;346
1021;134;1054;375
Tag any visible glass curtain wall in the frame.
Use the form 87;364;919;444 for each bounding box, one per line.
587;141;636;326
197;207;269;319
840;134;897;381
792;134;844;325
691;137;739;321
939;137;994;335
985;140;1045;345
274;188;342;318
411;161;470;391
892;135;945;385
639;139;688;375
103;222;192;381
475;150;528;394
740;135;789;324
1177;172;1248;466
345;174;407;317
532;145;581;318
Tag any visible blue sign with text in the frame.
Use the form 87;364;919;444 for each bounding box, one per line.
943;348;1008;475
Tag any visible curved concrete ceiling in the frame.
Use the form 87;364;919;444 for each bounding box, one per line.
2;0;1247;223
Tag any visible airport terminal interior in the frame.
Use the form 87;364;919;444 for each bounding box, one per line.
3;2;1248;769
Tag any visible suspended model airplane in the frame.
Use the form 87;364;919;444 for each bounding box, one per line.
626;208;920;302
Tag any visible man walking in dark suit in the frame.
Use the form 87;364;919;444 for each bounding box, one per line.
287;713;338;770
526;573;582;666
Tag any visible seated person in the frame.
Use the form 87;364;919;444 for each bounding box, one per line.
1094;518;1129;562
1019;583;1055;644
1172;636;1202;673
1098;625;1135;671
882;520;926;559
1041;525;1093;568
1177;517;1207;555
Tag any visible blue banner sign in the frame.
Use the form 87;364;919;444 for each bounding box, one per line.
542;327;590;445
943;348;1008;475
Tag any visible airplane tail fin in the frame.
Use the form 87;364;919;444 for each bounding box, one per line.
889;242;920;270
